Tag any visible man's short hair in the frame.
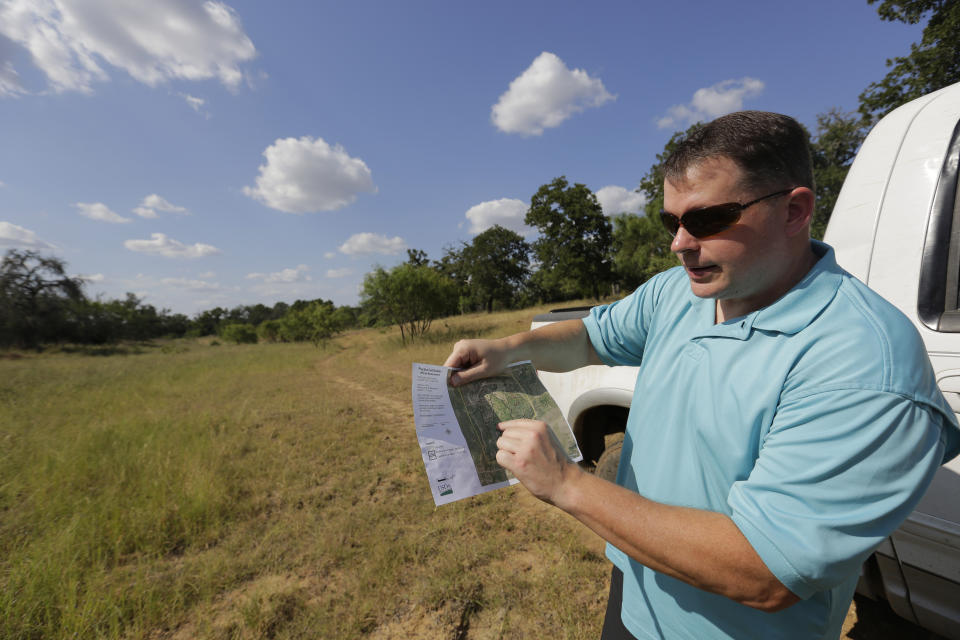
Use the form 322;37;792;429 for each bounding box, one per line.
664;111;814;194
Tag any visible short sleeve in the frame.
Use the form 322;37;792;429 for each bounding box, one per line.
582;268;678;367
728;388;947;600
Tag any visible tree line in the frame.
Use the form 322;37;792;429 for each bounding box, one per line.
0;249;362;349
2;0;954;349
0;171;671;350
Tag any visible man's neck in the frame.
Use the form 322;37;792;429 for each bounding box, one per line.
715;245;819;323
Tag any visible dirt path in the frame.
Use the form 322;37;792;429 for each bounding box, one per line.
326;372;412;421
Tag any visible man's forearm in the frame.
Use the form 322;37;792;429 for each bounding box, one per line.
445;319;602;385
555;468;799;612
502;319;603;372
494;421;795;610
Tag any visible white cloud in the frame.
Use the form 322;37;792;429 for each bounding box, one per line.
182;93;205;110
75;201;130;223
324;251;336;259
596;186;647;216
0;221;55;249
124;232;220;258
161;277;219;291
179;92;210;118
464;198;531;235
491;52;614;136
326;268;351;278
132;193;188;218
76;273;104;283
246;264;311;284
243;136;375;213
657;78;765;129
339;232;406;256
0;0;257;96
197;271;215;278
0;61;26;97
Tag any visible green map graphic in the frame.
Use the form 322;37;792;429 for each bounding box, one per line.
446;363;578;486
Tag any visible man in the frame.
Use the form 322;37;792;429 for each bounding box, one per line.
443;111;960;639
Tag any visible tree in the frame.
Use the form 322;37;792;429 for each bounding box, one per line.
301;300;344;347
611;214;679;290
244;303;274;327
809;109;870;239
71;293;188;343
360;263;458;344
277;299;344;346
859;0;960;121
525;177;613;301
333;305;361;330
159;312;191;338
432;245;470;312
0;249;85;348
193;307;227;336
460;225;530;312
405;248;429;267
112;293;163;341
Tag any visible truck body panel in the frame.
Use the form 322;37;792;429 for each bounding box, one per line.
827;83;960;639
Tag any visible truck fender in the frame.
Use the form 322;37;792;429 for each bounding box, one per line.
567;387;632;466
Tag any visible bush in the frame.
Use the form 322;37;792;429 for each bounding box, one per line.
257;319;282;343
219;323;258;344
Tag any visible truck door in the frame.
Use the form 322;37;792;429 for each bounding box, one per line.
866;89;960;639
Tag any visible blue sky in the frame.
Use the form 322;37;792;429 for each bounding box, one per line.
0;0;923;315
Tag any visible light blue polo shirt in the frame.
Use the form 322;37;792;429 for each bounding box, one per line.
582;241;960;640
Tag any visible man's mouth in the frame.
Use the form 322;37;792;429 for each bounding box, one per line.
685;264;719;278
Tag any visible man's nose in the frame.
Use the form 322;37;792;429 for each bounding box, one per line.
671;225;700;253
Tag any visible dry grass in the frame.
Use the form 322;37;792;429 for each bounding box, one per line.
0;303;610;640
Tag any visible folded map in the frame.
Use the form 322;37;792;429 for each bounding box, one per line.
412;361;582;506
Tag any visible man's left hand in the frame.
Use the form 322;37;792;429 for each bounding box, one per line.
495;419;580;506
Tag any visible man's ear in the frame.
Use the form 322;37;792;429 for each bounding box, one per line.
784;187;815;237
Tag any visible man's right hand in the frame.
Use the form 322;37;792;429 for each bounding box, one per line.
443;338;513;386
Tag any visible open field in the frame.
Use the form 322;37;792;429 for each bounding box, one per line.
0;305;610;640
0;305;944;639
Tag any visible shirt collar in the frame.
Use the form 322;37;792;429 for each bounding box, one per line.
751;239;843;335
689;240;844;339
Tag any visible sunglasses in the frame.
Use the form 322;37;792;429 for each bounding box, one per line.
659;188;794;238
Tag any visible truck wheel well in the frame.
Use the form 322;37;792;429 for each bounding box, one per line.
574;405;629;466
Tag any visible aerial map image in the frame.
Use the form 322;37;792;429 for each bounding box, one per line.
446;363;580;486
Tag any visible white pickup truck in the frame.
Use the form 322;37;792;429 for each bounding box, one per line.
532;82;960;639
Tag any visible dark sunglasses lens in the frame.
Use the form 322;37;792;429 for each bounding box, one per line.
659;212;679;235
683;204;742;237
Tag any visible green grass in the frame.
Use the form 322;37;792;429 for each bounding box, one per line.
0;304;611;639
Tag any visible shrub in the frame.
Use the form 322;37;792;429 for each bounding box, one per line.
219;323;258;344
257;319;282;343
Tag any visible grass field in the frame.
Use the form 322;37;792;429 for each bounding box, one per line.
0;305;611;640
0;305;939;640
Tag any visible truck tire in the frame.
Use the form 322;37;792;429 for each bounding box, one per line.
595;433;624;483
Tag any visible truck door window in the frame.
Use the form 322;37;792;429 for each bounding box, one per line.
918;117;960;332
